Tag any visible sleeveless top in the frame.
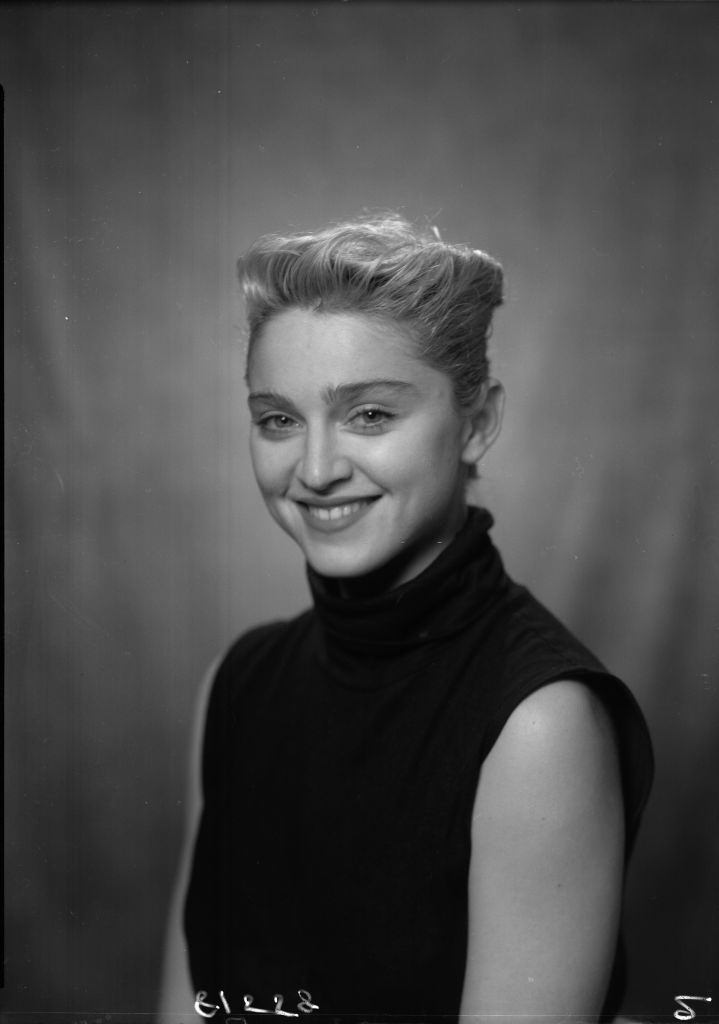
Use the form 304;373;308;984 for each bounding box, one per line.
184;507;653;1023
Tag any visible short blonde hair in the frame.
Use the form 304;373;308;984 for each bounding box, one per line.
238;213;503;408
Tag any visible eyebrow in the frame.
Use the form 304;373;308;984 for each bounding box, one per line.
247;379;418;407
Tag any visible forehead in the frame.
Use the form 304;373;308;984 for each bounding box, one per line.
248;308;429;387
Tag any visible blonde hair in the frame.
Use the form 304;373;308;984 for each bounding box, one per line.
238;213;503;409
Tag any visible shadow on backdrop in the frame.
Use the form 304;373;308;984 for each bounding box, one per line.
3;2;718;1018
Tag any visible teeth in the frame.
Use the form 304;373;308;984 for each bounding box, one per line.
306;501;369;522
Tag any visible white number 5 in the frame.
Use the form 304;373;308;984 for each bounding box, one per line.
674;995;712;1021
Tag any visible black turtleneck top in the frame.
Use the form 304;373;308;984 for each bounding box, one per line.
184;508;653;1023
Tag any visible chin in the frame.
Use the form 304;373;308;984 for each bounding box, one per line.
303;543;382;579
303;536;435;594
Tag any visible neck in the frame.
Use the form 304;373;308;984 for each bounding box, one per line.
332;507;470;601
306;506;503;677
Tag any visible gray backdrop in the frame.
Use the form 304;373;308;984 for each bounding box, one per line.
3;2;718;1020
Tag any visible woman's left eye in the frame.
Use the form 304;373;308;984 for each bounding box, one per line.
348;407;394;432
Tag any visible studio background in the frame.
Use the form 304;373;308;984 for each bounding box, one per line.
3;2;718;1019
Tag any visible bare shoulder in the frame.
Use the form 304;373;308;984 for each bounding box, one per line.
462;681;625;1019
476;680;622;828
489;679;618;764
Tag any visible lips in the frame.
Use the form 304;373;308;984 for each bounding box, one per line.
305;500;372;522
294;496;380;530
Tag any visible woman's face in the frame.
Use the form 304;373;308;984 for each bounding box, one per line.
247;308;496;588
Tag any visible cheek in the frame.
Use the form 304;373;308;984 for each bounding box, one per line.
367;421;461;492
410;415;464;467
249;438;290;495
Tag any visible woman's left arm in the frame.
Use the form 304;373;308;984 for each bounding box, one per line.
460;679;625;1024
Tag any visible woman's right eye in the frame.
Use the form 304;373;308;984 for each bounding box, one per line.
255;414;299;435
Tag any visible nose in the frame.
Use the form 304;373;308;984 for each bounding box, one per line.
296;424;352;492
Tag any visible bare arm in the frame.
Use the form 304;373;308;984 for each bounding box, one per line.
460;680;625;1024
157;660;219;1017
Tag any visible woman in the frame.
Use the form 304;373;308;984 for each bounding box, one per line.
162;215;653;1024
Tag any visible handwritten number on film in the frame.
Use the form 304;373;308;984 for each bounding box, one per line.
195;989;319;1019
674;995;712;1021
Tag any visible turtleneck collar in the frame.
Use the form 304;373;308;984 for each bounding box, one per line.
306;506;506;663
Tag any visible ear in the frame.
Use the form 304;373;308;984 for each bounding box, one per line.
460;379;505;469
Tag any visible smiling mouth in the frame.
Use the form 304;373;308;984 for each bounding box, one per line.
299;498;378;522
